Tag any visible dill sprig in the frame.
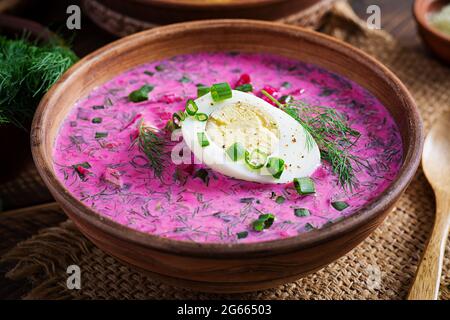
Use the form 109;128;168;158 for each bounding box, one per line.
134;121;166;178
283;101;362;189
0;36;77;128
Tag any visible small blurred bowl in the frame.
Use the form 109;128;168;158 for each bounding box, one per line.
414;0;450;63
0;14;54;184
82;0;322;37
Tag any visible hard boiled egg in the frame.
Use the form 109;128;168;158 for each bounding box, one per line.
181;90;320;184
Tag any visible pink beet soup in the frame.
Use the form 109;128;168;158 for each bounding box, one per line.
53;52;403;243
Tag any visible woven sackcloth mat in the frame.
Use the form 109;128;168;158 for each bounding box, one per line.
1;1;450;300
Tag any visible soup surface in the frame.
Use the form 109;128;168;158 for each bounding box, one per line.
53;52;403;243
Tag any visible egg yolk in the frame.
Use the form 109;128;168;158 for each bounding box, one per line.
205;101;280;155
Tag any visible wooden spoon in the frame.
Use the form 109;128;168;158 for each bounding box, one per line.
408;110;450;300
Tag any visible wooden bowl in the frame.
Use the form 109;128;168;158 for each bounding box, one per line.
414;0;450;63
82;0;321;36
31;20;423;293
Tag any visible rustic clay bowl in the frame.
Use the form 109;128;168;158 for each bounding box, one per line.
90;0;320;23
82;0;321;36
31;20;423;293
414;0;450;64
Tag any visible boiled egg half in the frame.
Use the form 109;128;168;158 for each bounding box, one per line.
181;90;320;184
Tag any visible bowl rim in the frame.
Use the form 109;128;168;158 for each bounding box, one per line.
129;0;287;10
413;0;450;42
32;19;423;259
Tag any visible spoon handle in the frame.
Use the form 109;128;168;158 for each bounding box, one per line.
407;191;450;300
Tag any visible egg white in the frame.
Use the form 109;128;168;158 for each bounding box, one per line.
181;90;321;184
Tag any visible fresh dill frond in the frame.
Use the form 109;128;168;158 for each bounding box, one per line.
135;121;166;178
284;102;361;189
0;36;77;128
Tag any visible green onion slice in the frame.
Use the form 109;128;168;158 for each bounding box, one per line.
252;219;265;232
197;85;211;98
244;149;268;170
331;201;349;211
73;162;91;169
185;99;198;116
165;119;177;132
172;111;186;127
195;113;208;122
210;82;232;102
92;117;102;124
275;196;285;204
128;84;154;103
197;132;210;147
95;132;108;139
252;213;275;232
293;177;316;195
278;95;293;104
266;157;285;179
237;231;248;239
235;83;253;92
294;208;310;217
226;142;245;161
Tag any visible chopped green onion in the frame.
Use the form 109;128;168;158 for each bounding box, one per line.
95;132;108;139
193;168;210;185
266;157;285;179
144;71;154;76
235;83;253;92
275;196;285;204
210;82;232;102
237;231;248;239
128;84;154;102
179;75;190;83
252;219;266;232
197;132;209;147
252;213;275;232
305;222;315;231
278;95;293;104
293;177;316;195
197;85;211;97
185;99;198;116
172;111;186;127
92;105;104;110
331;201;349;211
226;142;245;161
195;113;208;122
92;117;102;124
281;81;291;88
73;162;91;169
155;64;165;72
294;208;310;217
244;149;268;170
165;119;177;132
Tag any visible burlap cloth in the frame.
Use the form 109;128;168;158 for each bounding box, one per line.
1;1;450;299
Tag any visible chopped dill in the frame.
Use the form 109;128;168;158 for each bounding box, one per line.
284;101;362;189
133;121;166;178
262;90;363;190
0;36;78;128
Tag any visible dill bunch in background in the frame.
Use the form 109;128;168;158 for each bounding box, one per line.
0;36;78;128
